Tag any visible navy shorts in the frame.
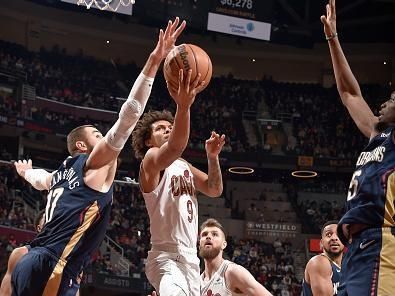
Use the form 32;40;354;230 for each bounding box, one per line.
339;227;395;296
11;247;80;296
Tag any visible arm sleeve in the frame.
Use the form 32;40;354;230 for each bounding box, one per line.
104;73;154;151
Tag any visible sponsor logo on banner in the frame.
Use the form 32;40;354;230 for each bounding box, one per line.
92;273;146;293
207;13;271;41
246;221;301;238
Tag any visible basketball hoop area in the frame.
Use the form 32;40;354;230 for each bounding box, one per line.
75;0;135;13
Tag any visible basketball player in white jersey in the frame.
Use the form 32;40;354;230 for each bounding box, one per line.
200;218;272;296
131;71;225;295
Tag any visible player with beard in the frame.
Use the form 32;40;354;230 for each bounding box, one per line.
199;218;272;296
303;221;344;296
11;18;186;296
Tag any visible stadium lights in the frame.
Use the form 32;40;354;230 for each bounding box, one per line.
228;167;254;175
291;170;318;178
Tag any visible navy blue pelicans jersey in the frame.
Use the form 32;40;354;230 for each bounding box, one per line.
338;127;395;240
30;154;113;276
302;254;342;296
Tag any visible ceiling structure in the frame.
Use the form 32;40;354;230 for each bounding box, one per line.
28;0;395;45
271;0;395;44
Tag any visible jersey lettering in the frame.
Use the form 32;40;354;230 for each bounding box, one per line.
171;173;194;197
356;146;385;166
51;167;80;190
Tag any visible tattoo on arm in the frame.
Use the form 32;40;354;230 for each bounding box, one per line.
208;157;223;191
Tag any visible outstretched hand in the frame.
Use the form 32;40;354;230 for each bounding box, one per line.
167;69;205;109
151;17;186;64
320;0;337;38
14;159;33;178
205;131;226;159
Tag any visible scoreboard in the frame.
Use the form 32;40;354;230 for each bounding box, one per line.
208;0;272;41
60;0;272;41
211;0;270;22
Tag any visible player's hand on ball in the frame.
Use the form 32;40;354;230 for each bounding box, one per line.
151;17;186;64
167;69;205;109
14;159;33;178
205;131;226;159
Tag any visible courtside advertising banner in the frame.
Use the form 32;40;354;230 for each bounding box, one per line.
207;12;271;41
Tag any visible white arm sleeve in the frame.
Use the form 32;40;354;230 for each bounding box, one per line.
24;169;51;191
104;73;154;151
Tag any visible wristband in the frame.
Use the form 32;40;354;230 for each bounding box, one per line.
326;32;338;41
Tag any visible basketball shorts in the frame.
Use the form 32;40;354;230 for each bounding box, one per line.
338;227;395;296
145;246;200;296
11;247;80;296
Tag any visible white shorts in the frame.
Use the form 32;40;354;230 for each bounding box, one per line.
145;247;200;296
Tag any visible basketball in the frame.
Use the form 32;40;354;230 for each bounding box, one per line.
163;44;212;92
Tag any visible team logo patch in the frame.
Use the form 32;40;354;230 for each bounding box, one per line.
184;170;190;178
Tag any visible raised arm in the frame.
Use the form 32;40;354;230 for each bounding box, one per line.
14;159;52;191
305;256;334;296
226;264;273;296
189;131;225;197
143;70;205;173
321;0;377;138
86;18;187;170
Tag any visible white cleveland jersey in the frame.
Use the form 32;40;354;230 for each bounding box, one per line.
143;159;198;249
201;260;245;296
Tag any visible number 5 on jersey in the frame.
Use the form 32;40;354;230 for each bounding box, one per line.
347;170;362;201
